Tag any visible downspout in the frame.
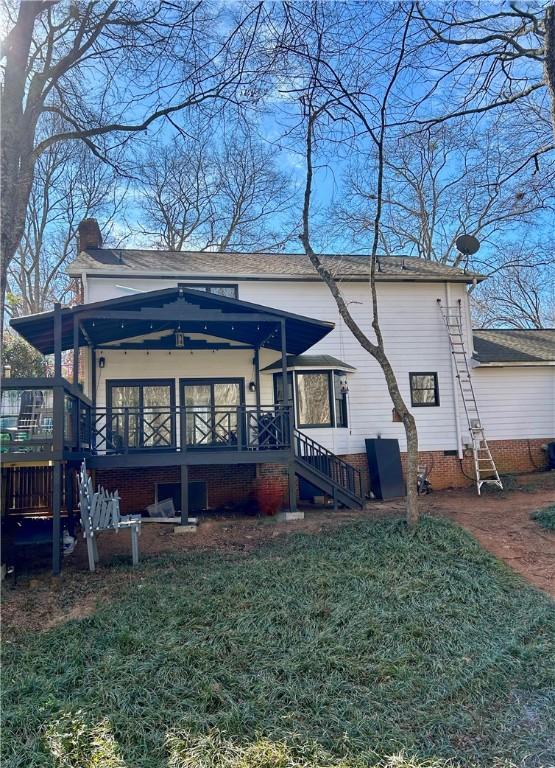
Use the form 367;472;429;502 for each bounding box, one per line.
445;282;463;459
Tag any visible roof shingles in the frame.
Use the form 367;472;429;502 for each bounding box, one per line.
68;248;482;283
473;329;555;363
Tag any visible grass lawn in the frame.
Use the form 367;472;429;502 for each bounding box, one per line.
531;505;555;531
2;517;554;768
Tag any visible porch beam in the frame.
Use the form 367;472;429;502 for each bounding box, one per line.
86;449;292;469
104;342;253;351
79;310;279;323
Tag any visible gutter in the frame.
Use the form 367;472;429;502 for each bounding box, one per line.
66;269;483;285
473;360;555;368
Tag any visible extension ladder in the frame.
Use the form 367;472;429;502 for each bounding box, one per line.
438;299;503;494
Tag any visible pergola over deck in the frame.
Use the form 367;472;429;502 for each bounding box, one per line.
7;288;334;573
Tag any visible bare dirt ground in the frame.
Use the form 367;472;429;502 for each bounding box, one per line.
2;472;554;636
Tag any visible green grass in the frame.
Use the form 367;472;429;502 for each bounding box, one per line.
531;505;555;531
2;518;554;768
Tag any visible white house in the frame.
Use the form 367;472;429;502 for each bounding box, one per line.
4;219;555;548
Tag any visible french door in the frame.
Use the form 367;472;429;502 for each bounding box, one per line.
107;380;175;449
180;379;244;448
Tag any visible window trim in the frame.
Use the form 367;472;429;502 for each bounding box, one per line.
178;282;238;298
409;372;440;408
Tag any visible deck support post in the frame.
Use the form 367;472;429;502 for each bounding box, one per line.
280;319;299;516
52;461;62;575
288;459;297;513
180;464;189;525
65;464;75;536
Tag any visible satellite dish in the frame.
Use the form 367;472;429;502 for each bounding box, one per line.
455;234;480;256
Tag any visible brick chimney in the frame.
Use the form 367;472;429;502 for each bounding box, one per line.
77;218;102;251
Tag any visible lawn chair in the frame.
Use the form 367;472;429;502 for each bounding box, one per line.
78;462;141;571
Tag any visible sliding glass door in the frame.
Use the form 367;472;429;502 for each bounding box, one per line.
180;379;244;448
107;380;175;449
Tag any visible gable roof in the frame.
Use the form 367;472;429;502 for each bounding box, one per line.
10;286;333;356
473;329;555;364
67;248;483;284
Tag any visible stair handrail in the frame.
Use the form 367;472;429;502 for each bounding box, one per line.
294;428;363;500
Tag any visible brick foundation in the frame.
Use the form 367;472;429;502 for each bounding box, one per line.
93;438;551;513
95;463;290;515
95;464;258;515
339;437;552;493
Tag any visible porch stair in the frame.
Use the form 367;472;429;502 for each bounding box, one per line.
293;430;364;509
437;299;503;495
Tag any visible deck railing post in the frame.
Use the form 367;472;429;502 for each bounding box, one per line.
123;407;130;452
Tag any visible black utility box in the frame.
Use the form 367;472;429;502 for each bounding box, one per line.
365;438;405;500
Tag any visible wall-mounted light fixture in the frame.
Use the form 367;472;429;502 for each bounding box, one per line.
98;356;106;369
175;331;185;348
249;380;256;393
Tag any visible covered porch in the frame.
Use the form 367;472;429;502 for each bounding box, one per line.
4;286;337;574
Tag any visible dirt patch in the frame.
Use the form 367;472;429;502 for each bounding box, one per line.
2;472;553;636
425;472;555;596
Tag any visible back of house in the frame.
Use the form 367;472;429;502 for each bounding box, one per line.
4;218;555;556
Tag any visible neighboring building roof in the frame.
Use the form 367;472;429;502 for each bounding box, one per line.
67;248;483;284
473;329;555;364
262;354;356;372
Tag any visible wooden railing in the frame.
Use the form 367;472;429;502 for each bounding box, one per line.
91;405;291;454
0;379;92;458
294;428;363;500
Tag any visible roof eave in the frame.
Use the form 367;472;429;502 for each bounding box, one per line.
66;266;482;284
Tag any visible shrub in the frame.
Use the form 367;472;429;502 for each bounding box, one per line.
531;505;555;530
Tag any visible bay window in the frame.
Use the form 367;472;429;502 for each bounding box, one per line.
273;370;349;428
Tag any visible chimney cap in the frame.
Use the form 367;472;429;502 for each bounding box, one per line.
78;218;103;251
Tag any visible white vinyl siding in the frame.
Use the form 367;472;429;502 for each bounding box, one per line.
472;366;555;440
85;275;472;454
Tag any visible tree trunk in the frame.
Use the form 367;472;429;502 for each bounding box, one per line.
0;1;43;340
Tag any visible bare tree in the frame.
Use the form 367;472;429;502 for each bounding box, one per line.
338;120;555;268
280;4;421;526
413;2;554;139
7;138;122;317
472;260;555;329
137;131;295;252
0;0;270;334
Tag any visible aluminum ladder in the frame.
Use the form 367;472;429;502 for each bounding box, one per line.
437;299;503;494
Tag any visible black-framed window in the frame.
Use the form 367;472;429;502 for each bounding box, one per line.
179;283;238;298
296;372;333;427
334;373;348;427
409;372;440;407
273;372;294;404
273;370;349;428
107;379;176;448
